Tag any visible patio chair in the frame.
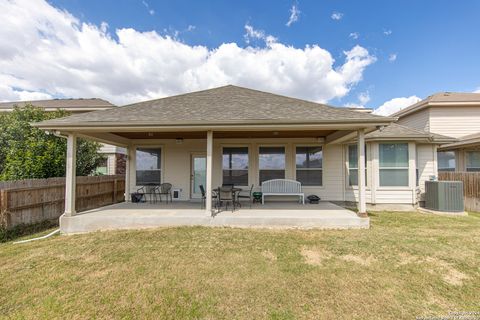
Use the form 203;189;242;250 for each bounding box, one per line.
222;183;234;188
217;186;236;212
199;185;218;210
155;183;173;203
237;184;254;208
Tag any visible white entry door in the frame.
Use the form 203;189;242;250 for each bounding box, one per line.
191;154;206;199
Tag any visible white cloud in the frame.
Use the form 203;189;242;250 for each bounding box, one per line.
373;96;421;116
388;53;397;62
349;32;359;40
142;1;155;15
186;25;196;32
286;3;300;27
331;12;343;20
0;84;53;102
0;0;376;105
344;91;370;108
383;29;392;36
358;91;370;105
244;24;278;45
473;87;480;93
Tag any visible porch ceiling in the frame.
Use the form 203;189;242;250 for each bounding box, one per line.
113;130;337;139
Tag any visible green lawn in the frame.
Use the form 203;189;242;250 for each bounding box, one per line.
1;212;479;319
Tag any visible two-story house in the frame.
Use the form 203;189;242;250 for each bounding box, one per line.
392;92;480;173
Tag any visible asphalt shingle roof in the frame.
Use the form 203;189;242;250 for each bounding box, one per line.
35;85;393;128
365;123;456;142
0;98;115;110
392;92;480;117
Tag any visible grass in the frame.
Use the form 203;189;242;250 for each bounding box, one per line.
1;212;479;319
0;220;58;243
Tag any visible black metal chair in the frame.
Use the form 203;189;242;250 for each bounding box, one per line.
155;182;172;203
199;185;218;209
237;184;254;208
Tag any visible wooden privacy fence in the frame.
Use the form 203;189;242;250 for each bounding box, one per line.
0;175;125;229
438;172;480;212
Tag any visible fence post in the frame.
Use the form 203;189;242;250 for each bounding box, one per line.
113;178;118;203
0;190;10;229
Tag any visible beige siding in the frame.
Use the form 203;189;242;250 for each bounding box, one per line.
397;109;430;131
416;144;437;200
126;138;430;205
429;106;480;138
375;189;415;204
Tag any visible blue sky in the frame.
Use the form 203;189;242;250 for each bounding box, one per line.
1;0;479;114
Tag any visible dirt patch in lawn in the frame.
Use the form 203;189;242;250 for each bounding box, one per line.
425;257;470;286
301;247;332;266
340;254;376;266
398;254;470;286
261;250;277;262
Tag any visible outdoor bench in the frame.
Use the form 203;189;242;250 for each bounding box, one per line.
261;179;305;204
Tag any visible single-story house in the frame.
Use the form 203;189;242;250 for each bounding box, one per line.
393;92;480;172
0;98;125;175
33;85;454;231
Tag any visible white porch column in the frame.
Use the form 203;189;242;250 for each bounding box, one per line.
357;129;367;216
64;133;77;216
124;146;130;202
206;131;213;214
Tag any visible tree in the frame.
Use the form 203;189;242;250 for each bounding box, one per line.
0;105;105;181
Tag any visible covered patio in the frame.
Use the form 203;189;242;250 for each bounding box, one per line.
34;85;397;233
60;201;368;234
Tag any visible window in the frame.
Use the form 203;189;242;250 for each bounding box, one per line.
379;143;409;187
296;146;323;186
348;144;367;186
259;147;285;183
136;148;161;185
438;151;456;172
466;151;480;172
222;147;249;185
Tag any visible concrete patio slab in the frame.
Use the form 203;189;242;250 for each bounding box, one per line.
60;201;369;234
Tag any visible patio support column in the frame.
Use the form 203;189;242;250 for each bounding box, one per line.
64;133;77;216
357;129;367;217
206;130;213;214
124;146;130;202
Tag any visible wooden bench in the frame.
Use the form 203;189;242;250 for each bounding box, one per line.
261;179;305;204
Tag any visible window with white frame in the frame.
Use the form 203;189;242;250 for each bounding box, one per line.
438;151;456;172
466;151;480;172
348;144;367;186
259;146;285;183
222;147;249;185
295;146;323;186
379;143;409;187
136;148;162;185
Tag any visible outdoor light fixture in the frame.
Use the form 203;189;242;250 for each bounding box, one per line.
147;132;154;137
176;138;184;144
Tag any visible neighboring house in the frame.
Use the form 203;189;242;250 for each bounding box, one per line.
0;98;125;175
34;85;453;214
393;92;480;172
